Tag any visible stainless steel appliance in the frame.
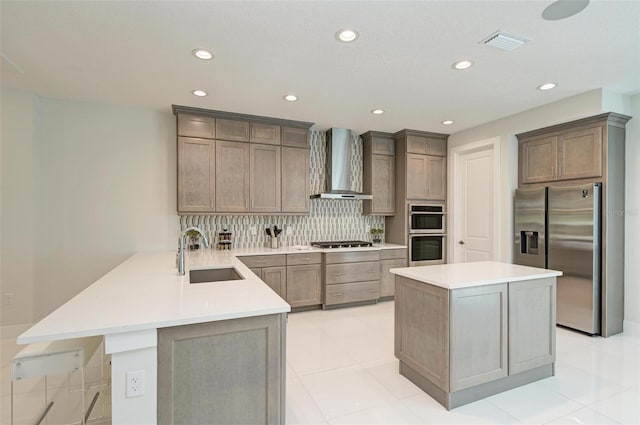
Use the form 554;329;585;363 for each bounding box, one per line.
409;234;446;266
514;182;602;335
311;240;373;248
409;203;446;234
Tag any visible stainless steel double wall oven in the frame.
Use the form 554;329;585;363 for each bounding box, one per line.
409;203;446;266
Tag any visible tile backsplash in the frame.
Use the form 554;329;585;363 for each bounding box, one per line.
179;130;385;248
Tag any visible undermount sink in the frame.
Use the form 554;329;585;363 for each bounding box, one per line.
189;267;244;284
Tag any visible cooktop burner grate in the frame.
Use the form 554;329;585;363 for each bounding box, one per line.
311;240;373;249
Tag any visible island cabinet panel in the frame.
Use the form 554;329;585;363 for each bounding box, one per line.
286;264;321;307
177;114;216;139
250;144;281;212
508;278;556;375
449;284;508;391
557;126;602;181
177;137;214;212
281;146;310;213
215;140;250;212
157;313;286;425
394;276;450;390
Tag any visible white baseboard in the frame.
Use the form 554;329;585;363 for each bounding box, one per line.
0;323;33;340
623;320;640;340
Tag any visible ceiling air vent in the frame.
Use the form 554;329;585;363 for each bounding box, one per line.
481;31;529;51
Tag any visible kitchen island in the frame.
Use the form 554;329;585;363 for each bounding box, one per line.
390;261;562;410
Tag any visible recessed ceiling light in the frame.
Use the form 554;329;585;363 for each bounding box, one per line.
537;83;557;91
283;94;298;102
441;120;454;125
542;0;590;21
452;60;473;70
192;89;208;97
192;49;213;60
371;109;385;115
335;29;359;43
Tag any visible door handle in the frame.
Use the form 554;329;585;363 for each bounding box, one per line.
458;240;465;245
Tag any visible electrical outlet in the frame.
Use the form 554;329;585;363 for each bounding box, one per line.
250;226;257;236
4;293;15;305
286;225;292;236
126;369;145;398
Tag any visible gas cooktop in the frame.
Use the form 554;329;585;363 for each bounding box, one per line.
311;240;373;249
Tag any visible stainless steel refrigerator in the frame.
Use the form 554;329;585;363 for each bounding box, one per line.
514;182;602;335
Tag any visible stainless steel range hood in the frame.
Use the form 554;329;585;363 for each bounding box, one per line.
310;128;373;200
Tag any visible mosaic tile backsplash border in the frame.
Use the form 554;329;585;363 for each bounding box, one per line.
179;130;385;248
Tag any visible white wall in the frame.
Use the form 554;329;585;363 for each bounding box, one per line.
447;88;639;333
1;91;178;326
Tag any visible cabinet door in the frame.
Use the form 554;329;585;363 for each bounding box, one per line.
406;135;428;154
216;118;250;142
262;266;287;299
380;258;407;297
287;264;321;307
177;114;215;139
251;123;281;145
370;154;395;215
250;144;281;212
426;138;447;156
158;314;285;425
450;283;508;391
281;127;309;148
520;136;558;184
177;137;214;212
406;154;429;199
557;126;602;181
509;278;556;375
426;155;446;200
215;140;250;212
281;147;310;213
371;136;395;156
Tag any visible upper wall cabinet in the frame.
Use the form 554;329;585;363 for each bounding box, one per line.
172;105;313;214
517;113;628;186
362;131;395;215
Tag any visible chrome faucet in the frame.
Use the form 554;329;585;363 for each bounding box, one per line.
177;227;210;275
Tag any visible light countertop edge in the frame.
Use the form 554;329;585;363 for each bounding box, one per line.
390;261;562;290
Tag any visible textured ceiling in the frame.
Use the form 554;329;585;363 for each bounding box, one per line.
1;1;639;134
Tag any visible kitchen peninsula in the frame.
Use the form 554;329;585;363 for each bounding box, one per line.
391;261;562;410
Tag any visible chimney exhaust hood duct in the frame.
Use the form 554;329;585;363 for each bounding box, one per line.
310;128;373;200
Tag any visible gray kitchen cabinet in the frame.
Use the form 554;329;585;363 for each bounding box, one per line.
508;278;555;375
250;143;281;213
286;261;321;308
215;140;250;212
157;313;286;425
323;251;380;308
216;118;250;142
239;255;287;299
281;146;310;213
426;155;447;200
406;153;429;199
362;131;395;215
251;123;281;145
281;126;309;148
557;126;602;181
380;248;408;298
519;136;558;184
177;114;215;139
450;283;508;391
177;137;214;213
406;134;447;156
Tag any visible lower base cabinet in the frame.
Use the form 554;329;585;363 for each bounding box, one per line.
380;248;408;297
287;264;321;307
157;313;286;424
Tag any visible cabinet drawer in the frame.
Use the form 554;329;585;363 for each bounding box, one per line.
287;253;322;265
325;281;380;305
177;114;215;139
281;127;309;148
325;261;380;284
324;251;380;264
380;248;407;260
216;118;250;142
238;254;286;268
250;123;281;145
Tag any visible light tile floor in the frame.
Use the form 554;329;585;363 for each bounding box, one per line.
2;300;638;424
285;301;640;425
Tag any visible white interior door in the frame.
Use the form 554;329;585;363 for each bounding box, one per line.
453;142;497;262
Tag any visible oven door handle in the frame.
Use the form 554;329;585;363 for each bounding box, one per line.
409;212;446;215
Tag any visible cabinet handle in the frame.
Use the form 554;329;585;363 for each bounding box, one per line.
331;273;345;277
332;293;343;296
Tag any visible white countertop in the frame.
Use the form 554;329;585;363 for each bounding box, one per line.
390;261;562;290
18;243;407;345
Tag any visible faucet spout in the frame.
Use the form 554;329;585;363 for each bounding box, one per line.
178;226;210;275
